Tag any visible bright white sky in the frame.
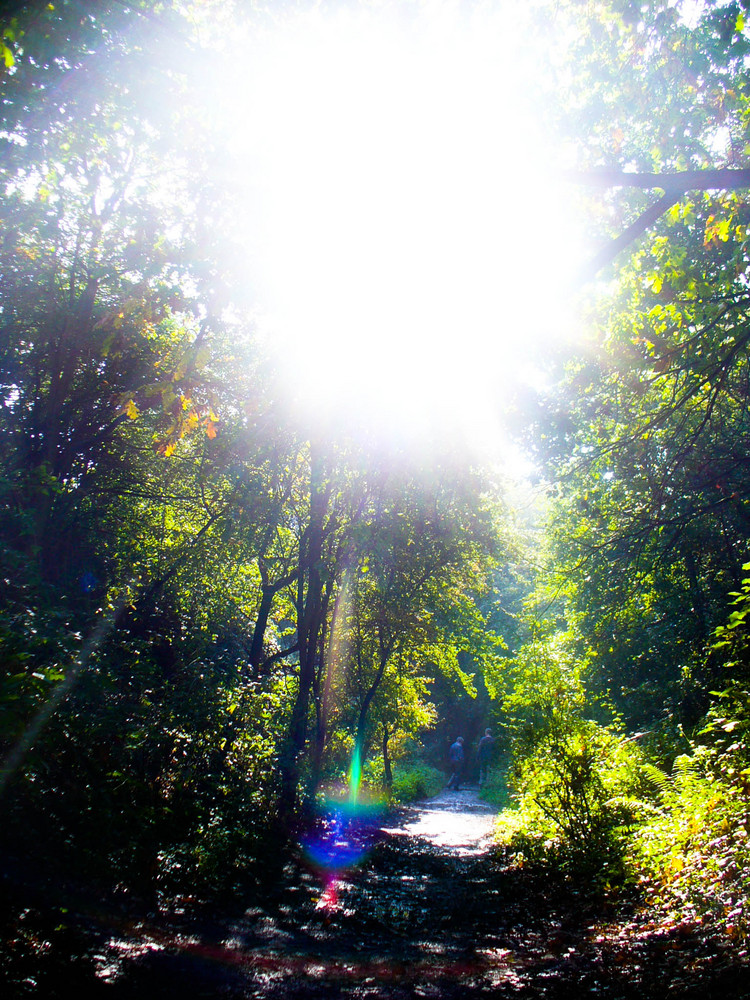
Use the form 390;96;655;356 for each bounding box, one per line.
211;1;587;463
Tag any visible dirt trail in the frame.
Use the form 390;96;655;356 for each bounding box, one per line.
93;786;748;998
382;783;498;855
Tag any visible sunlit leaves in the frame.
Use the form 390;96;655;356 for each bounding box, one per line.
498;714;646;869
631;744;750;941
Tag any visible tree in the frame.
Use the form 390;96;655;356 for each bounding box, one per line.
542;1;750;275
322;461;504;786
518;0;750;724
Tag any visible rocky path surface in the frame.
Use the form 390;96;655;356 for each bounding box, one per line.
86;784;750;998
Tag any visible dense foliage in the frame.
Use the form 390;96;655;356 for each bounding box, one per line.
2;0;750;988
493;0;750;945
0;0;507;917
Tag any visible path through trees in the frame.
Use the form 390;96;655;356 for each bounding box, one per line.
6;787;745;999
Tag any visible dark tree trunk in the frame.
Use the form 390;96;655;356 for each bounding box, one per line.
278;443;328;827
353;633;394;776
248;570;296;678
307;589;334;799
382;724;393;786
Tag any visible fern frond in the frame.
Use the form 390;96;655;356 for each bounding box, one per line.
642;762;672;794
607;794;664;818
672;754;699;780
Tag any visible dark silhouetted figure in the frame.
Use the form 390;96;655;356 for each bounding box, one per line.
477;728;495;786
447;737;465;790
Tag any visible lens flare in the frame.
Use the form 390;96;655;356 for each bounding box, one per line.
298;574;387;907
302;773;388;913
315;876;339;912
302;792;385;869
349;745;363;806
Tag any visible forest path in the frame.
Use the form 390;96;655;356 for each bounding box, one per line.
101;787;747;999
380;783;498;855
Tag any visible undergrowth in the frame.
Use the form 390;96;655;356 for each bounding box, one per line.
390;761;444;803
494;719;645;879
494;587;750;944
629;745;750;944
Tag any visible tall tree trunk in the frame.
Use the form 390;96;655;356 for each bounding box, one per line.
248;568;297;678
278;442;328;827
248;584;276;677
353;632;394;775
382;723;392;786
307;592;332;798
307;568;351;797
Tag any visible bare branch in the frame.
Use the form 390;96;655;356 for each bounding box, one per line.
566;167;750;194
571;168;750;278
579;193;679;279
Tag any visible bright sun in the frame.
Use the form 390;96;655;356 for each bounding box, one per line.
214;2;584;457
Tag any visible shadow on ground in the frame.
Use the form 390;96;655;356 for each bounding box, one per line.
3;786;748;998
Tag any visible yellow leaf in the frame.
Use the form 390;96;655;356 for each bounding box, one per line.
125;399;139;420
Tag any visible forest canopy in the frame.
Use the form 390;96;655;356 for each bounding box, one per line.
1;0;750;964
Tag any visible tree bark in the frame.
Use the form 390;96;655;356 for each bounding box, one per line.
580;193;678;279
353;631;395;771
248;569;297;678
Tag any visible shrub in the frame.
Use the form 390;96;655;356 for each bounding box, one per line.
477;766;511;810
496;719;646;874
390;762;444;803
622;568;750;938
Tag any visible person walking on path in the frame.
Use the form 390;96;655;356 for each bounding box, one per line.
477;728;495;787
446;736;465;790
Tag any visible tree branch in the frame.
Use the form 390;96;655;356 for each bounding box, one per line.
261;643;300;672
579;193;679;280
567;167;750;194
570;168;750;279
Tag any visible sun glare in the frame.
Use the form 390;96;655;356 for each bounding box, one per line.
214;3;584;456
